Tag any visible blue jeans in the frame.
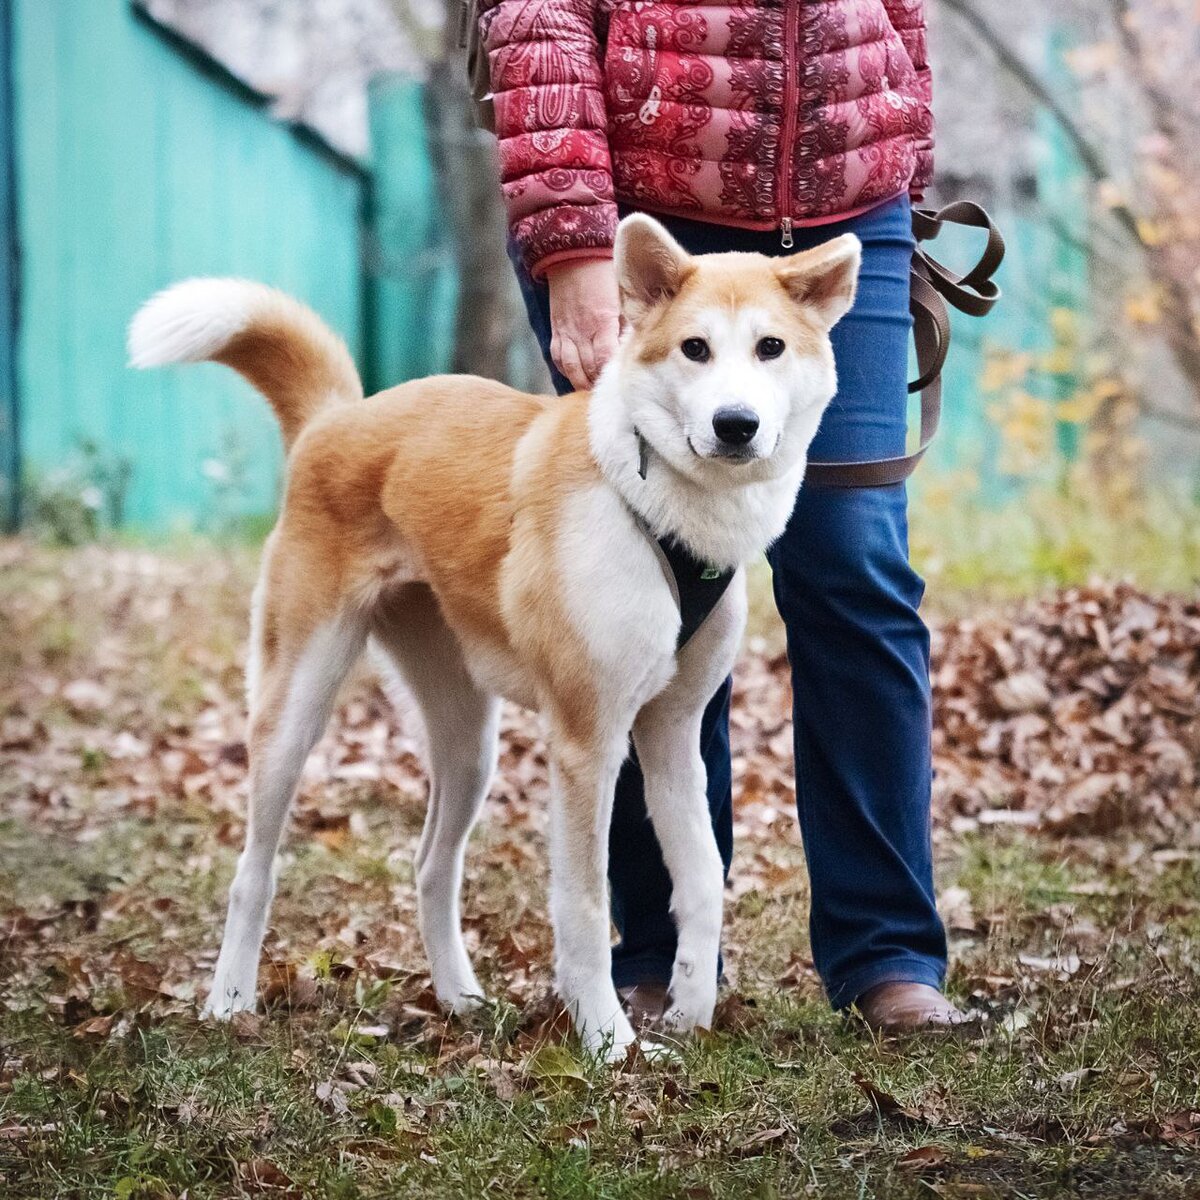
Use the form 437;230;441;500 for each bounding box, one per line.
509;195;946;1007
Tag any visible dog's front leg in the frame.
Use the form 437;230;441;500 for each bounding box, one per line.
547;729;637;1062
632;701;724;1034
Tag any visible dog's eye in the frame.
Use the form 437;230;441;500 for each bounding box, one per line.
680;337;711;363
757;337;785;361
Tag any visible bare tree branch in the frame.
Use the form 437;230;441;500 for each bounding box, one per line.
1142;400;1200;434
384;0;442;62
382;0;529;381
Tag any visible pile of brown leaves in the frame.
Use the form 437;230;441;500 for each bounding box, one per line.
930;582;1199;841
732;582;1200;846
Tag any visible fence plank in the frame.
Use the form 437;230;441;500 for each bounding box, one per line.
13;0;367;531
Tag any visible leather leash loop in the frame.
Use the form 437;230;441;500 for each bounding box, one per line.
805;201;1005;489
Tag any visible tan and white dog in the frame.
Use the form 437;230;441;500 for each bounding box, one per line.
128;215;860;1060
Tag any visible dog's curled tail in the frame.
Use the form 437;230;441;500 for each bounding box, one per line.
128;279;363;450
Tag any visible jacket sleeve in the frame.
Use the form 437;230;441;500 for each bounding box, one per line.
883;0;934;202
480;0;617;278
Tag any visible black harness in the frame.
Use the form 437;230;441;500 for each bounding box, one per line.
631;432;737;653
649;533;737;651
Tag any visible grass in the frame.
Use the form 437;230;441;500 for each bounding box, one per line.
716;477;1200;646
4;821;1200;1198
2;538;1199;1198
907;478;1200;603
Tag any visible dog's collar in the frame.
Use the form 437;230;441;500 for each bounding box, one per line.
628;427;735;651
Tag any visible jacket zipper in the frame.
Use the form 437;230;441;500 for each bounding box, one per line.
777;0;801;247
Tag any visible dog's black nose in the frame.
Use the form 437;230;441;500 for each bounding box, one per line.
712;406;759;447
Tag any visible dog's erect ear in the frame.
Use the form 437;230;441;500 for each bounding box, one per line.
774;233;862;330
614;214;694;324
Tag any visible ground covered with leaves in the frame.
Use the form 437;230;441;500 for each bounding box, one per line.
1;540;1199;1199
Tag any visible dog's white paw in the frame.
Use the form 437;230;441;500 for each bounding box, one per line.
433;971;489;1017
201;980;257;1021
580;1013;638;1064
600;1030;638;1064
660;987;716;1035
445;988;489;1017
637;1037;682;1064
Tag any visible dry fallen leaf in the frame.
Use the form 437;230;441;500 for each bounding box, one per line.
1056;1067;1102;1091
229;1010;265;1040
734;1126;788;1156
524;1044;588;1086
71;1014;114;1040
314;1080;354;1117
0;1122;60;1141
1155;1111;1200;1145
61;678;114;714
897;1144;950;1172
238;1158;299;1195
854;1074;916;1119
993;671;1051;713
938;885;977;932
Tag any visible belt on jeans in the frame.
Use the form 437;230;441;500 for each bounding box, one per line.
803;201;1005;489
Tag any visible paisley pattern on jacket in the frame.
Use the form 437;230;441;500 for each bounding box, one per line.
481;0;934;276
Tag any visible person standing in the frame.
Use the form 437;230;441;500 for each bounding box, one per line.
479;0;969;1031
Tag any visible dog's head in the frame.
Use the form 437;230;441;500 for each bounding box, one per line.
610;214;861;483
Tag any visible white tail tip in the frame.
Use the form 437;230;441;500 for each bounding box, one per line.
127;278;265;369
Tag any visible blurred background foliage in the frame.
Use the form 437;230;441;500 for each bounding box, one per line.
0;0;1197;597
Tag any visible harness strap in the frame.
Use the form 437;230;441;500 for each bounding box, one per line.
655;535;736;650
803;201;1005;489
630;506;737;651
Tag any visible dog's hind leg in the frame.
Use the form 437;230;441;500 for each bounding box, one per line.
205;548;368;1018
372;586;499;1013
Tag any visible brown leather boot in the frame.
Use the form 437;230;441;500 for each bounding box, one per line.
618;982;670;1030
856;982;982;1036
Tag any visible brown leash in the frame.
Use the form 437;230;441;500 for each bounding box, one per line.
804;202;1005;488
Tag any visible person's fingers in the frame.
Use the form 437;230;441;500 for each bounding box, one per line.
555;337;588;392
576;335;599;386
592;319;620;379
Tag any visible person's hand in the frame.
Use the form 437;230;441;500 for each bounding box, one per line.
547;258;620;391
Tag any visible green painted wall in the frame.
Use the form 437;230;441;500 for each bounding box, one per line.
366;74;456;392
13;0;366;530
0;0;18;530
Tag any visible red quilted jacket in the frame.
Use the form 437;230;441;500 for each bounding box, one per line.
480;0;933;277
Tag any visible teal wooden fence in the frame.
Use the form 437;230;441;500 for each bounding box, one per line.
10;0;368;531
366;75;457;392
0;0;18;531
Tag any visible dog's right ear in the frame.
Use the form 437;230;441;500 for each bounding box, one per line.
614;214;694;325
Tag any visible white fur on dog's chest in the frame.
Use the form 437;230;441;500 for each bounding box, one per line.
556;484;681;702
